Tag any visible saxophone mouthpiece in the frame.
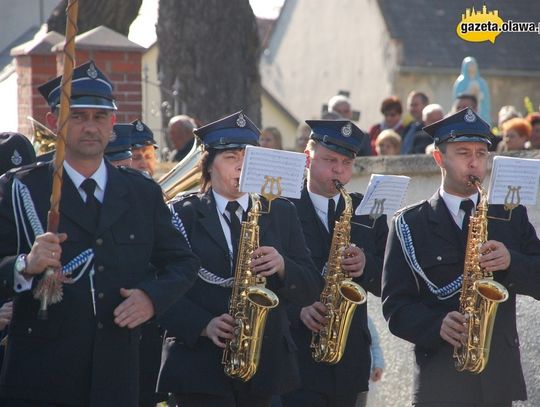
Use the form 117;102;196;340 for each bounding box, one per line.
467;176;480;186
333;179;344;190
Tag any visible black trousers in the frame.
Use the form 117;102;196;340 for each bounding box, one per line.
282;389;358;407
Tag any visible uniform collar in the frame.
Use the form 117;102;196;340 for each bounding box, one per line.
440;187;478;218
212;190;250;215
64;159;108;201
308;190;340;217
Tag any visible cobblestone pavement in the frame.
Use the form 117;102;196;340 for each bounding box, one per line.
366;294;540;407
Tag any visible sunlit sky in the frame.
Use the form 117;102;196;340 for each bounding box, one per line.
129;0;284;48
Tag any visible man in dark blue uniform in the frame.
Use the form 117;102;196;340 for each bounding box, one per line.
382;108;540;406
157;111;322;407
0;60;199;407
282;120;388;407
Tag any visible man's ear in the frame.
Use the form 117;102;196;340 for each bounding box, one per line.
305;151;311;169
110;113;117;126
432;148;444;168
45;112;57;131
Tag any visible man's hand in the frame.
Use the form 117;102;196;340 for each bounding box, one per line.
0;302;13;331
479;240;511;272
440;311;467;347
251;246;285;279
113;288;155;329
300;301;327;332
202;313;235;348
26;232;67;276
341;244;366;278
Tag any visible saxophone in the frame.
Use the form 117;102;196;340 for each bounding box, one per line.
222;194;279;381
453;176;509;373
311;180;367;364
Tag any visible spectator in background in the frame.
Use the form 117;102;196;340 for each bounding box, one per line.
499;117;532;151
493;106;522;151
375;129;401;156
368;96;404;155
450;94;478;114
295;122;311;152
401;91;429;154
411;104;445;155
526;112;540;149
168;114;197;162
328;94;353;120
498;105;522;129
260;126;283;150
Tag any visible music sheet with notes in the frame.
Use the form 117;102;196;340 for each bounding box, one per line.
487;156;540;206
239;146;307;199
355;174;410;218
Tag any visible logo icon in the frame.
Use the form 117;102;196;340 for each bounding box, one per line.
341;123;352;137
236;113;246;128
457;5;503;43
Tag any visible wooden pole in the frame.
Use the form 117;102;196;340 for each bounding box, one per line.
35;0;79;319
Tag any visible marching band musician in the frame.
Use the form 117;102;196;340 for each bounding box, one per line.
157;111;322;407
282;120;389;407
382;108;540;406
0;61;199;406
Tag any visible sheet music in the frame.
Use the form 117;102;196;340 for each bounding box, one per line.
355;174;410;218
488;156;540;205
239;145;306;199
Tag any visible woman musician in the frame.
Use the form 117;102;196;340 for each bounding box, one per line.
157;111;321;407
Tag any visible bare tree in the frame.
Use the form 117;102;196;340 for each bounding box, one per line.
157;0;262;127
47;0;143;36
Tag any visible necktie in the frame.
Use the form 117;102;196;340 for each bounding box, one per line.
327;198;336;235
460;199;475;240
225;201;242;265
81;178;101;228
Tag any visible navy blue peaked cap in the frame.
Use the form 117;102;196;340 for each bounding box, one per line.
194;111;260;150
0;132;36;175
105;124;132;162
306;119;365;158
423;108;492;146
130;119;157;149
38;60;117;110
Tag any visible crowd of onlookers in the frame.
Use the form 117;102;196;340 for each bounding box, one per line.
247;91;540;159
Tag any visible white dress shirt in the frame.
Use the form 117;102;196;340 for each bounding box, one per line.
308;190;340;232
440;187;478;229
212;190;250;255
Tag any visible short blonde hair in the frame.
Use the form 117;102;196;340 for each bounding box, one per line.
375;129;401;149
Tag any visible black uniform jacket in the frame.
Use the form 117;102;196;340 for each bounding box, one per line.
287;188;388;395
0;161;199;407
157;190;322;397
382;191;540;404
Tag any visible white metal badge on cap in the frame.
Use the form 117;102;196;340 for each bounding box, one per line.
341;123;352;137
87;63;98;79
464;108;476;123
135;120;144;132
11;150;22;166
109;130;117;142
236;113;246;128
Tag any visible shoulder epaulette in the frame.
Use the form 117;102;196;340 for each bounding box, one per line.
2;161;47;179
117;166;153;180
393;199;427;218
